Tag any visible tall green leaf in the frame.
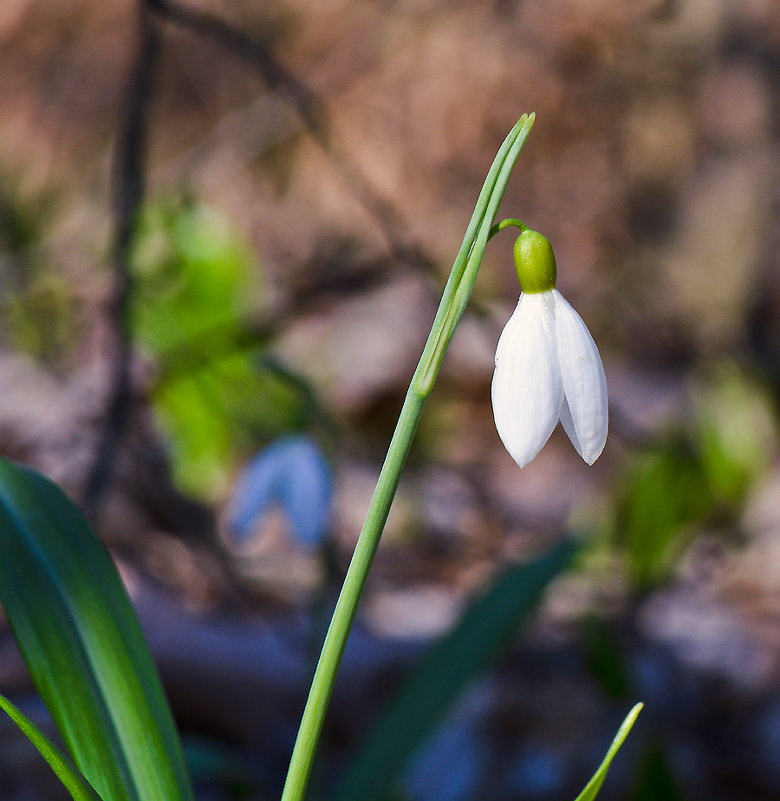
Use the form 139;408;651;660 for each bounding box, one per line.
332;539;577;801
0;691;103;801
0;459;194;801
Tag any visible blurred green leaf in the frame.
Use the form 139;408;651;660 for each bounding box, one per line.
183;735;253;794
0;185;77;359
0;186;42;253
134;201;256;353
610;362;777;588
153;358;307;499
0;691;103;801
583;617;631;699
615;444;711;587
574;703;643;801
631;743;685;801
6;276;77;361
331;540;577;801
693;362;775;505
132;200;311;499
0;459;194;801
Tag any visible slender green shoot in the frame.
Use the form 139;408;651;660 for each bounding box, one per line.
574;703;644;801
0;692;104;801
280;113;535;801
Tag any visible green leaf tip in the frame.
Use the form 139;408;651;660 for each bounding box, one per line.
0;692;104;801
573;702;643;801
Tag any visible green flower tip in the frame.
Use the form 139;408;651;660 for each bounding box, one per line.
513;229;557;293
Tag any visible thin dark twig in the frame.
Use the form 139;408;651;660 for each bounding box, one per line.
148;0;325;132
83;1;159;517
148;0;434;271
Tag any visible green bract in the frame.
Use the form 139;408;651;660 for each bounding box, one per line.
514;229;557;293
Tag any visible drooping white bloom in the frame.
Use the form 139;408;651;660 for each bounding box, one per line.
491;233;608;468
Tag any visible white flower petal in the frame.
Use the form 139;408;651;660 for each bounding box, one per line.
552;289;608;464
492;292;564;467
559;396;584;459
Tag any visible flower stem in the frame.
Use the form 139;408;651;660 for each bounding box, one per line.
280;113;535;801
488;217;528;238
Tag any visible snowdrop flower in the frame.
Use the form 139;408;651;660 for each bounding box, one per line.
492;228;607;467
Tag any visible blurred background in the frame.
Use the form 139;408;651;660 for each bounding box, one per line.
1;0;779;799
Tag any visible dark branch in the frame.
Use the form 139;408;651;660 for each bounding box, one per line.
148;0;326;135
83;1;159;517
148;0;434;272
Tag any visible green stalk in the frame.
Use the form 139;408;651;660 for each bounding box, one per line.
280;113;535;801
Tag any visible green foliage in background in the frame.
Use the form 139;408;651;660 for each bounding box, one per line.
583;616;632;700
613;443;711;587
0;186;77;362
6;274;76;363
631;744;686;801
692;362;775;506
607;362;776;588
133;200;309;500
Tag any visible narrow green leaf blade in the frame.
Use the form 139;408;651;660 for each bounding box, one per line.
0;459;194;801
0;691;104;801
574;703;643;801
332;539;577;801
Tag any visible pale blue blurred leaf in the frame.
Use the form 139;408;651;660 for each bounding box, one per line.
228;436;332;546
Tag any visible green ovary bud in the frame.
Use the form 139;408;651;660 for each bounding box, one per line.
513;229;557;293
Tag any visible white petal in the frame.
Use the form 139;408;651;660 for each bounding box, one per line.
559;397;584;458
492;292;564;467
552;289;608;464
